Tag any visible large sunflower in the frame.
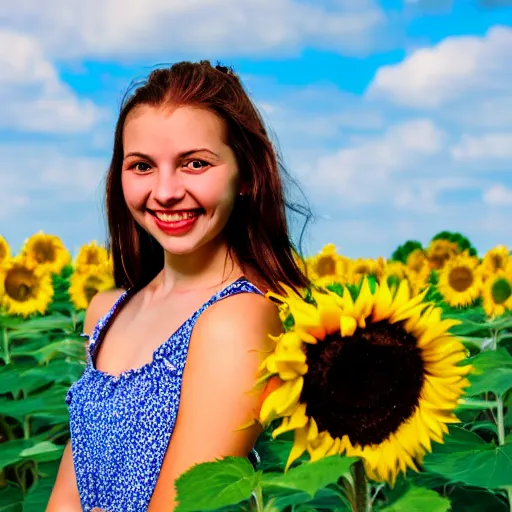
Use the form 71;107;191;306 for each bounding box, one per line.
259;278;470;485
0;235;10;265
74;241;110;274
69;269;115;310
1;258;54;317
437;252;481;307
482;271;512;318
22;232;71;275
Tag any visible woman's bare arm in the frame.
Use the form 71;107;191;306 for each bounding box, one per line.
46;289;124;511
147;293;282;511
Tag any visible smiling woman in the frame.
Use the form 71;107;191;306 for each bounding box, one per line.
46;60;312;512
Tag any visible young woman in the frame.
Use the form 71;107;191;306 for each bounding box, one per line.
47;61;310;512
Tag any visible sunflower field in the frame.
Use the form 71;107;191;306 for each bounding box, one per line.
0;231;512;511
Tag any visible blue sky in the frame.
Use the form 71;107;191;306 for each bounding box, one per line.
0;0;511;259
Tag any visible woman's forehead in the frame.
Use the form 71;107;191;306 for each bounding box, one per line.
123;105;229;153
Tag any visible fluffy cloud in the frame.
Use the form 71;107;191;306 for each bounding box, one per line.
483;184;512;205
367;25;512;110
0;30;104;133
452;133;512;161
0;0;385;59
296;118;446;206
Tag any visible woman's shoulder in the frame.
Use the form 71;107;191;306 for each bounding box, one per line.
197;281;282;346
83;288;126;335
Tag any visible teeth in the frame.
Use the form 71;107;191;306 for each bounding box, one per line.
155;211;198;222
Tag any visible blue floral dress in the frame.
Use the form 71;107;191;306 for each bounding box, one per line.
65;277;263;512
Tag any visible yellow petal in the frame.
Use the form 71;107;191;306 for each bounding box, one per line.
285;424;308;471
259;377;304;424
272;403;308;438
312;290;343;335
308;431;335;461
354;278;374;322
340;315;357;337
372;281;394;322
391;279;411;310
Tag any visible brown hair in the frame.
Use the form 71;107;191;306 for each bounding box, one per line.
105;60;312;294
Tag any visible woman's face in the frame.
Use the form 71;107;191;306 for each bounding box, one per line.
121;105;241;256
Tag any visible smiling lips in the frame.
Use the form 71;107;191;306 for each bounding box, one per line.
150;209;202;235
153;210;199;222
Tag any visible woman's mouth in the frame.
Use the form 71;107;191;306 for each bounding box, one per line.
150;209;203;235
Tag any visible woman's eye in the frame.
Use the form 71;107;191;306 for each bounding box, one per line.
185;159;210;171
130;162;151;172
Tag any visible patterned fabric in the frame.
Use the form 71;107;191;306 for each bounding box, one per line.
65;277;263;512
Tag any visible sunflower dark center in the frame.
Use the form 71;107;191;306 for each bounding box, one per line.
448;266;473;292
316;256;336;277
491;278;512;304
5;267;37;302
34;241;56;263
429;245;456;269
85;249;101;266
300;321;424;446
490;255;505;271
83;276;104;304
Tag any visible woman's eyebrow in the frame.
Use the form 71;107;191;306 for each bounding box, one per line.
123;151;154;161
123;149;221;160
180;148;221;159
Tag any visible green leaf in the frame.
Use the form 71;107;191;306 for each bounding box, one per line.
467;349;512;396
20;441;64;463
253;429;297;472
0;360;85;396
0;484;23;512
23;461;60;512
424;440;512;489
0;432;64;470
271;486;350;510
261;455;357;497
0;386;69;423
448;486;509;512
6;314;74;333
382;486;450;512
11;338;86;364
174;457;259;511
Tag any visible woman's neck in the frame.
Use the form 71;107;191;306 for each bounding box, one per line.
154;238;243;294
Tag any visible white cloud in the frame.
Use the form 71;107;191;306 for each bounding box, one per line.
0;30;104;133
0;144;107;199
0;0;385;60
483;184;512;205
297;118;446;205
452;133;512;161
367;25;512;109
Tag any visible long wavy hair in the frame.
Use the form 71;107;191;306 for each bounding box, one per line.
105;60;312;294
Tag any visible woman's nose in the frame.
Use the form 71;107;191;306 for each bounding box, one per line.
152;170;186;204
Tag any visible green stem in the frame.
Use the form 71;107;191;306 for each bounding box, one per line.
490;329;511;511
353;460;370;512
251;486;264;512
1;326;9;364
23;416;30;441
497;397;506;446
458;398;499;409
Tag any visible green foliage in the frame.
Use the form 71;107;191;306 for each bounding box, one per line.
381;484;450;512
431;231;478;257
390;240;423;264
0;270;84;510
2;236;512;511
